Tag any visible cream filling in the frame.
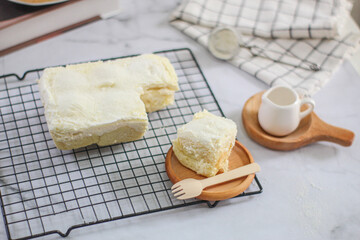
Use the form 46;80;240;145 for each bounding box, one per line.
176;110;237;149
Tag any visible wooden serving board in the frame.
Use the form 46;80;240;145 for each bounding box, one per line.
242;91;354;151
165;140;256;201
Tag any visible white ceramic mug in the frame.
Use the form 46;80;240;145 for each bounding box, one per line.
258;86;315;136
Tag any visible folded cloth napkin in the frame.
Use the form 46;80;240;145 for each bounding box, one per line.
170;0;360;96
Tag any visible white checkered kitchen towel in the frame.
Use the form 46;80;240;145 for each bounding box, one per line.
170;0;360;96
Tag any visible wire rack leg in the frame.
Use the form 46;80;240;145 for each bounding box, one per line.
206;201;219;208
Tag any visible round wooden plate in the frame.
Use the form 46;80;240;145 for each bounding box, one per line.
242;91;354;151
165;140;256;201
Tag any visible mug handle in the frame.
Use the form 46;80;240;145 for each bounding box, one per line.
299;98;315;120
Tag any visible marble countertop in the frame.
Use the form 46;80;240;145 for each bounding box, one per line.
1;0;359;239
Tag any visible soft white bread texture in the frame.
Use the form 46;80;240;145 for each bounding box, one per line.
38;54;178;150
172;110;237;177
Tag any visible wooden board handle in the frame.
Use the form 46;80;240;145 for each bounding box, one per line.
315;119;355;146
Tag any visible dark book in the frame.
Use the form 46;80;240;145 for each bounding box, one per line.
0;0;121;56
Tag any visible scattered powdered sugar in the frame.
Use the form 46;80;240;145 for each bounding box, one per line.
296;178;327;239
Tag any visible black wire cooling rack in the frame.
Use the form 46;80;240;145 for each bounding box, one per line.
0;48;262;240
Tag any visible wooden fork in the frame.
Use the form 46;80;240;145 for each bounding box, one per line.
171;163;261;200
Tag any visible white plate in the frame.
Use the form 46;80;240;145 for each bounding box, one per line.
8;0;68;6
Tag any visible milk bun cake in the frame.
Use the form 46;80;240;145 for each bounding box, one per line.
38;54;178;150
172;110;237;177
